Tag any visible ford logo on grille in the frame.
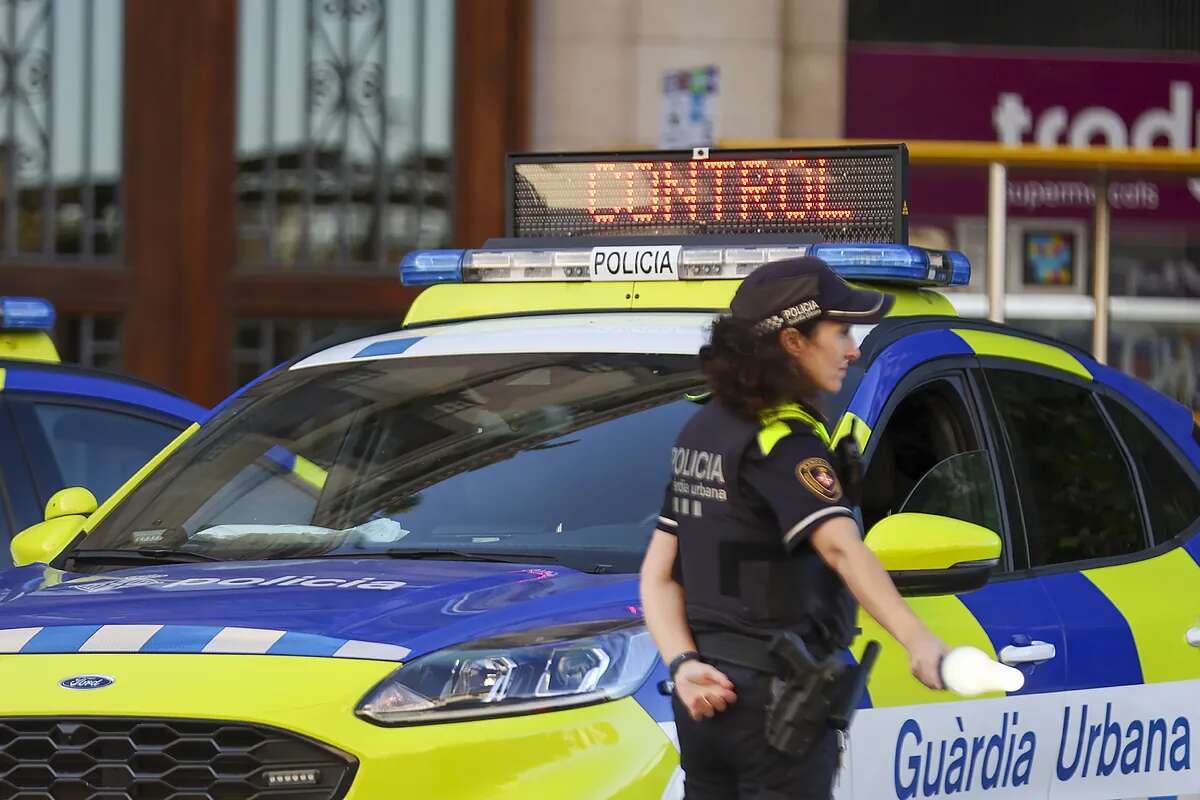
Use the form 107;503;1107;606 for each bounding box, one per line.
59;675;115;690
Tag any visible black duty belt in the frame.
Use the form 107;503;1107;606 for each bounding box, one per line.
695;630;783;674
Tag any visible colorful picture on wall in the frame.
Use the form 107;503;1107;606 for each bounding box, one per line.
1023;231;1076;287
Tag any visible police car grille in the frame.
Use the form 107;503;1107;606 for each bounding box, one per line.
0;718;356;799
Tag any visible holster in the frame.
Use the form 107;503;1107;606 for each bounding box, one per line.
762;635;880;756
762;632;844;756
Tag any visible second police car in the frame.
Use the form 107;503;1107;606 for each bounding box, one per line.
0;145;1197;799
0;297;205;562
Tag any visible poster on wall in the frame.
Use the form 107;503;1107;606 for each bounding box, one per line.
659;66;719;149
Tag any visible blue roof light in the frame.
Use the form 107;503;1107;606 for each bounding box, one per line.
946;250;971;287
398;243;971;288
809;243;967;286
0;296;55;331
399;250;464;286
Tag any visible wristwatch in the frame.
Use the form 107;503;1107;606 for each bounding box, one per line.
668;650;702;679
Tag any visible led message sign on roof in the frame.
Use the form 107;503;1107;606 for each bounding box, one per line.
507;145;908;243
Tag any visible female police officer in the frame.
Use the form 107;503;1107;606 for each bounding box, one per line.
640;256;947;799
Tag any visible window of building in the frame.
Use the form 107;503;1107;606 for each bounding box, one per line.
236;0;454;272
1102;397;1200;542
986;369;1146;567
0;0;124;260
54;314;123;370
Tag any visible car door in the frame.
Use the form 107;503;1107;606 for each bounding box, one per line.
833;328;1068;799
0;395;29;566
7;393;188;525
979;359;1200;800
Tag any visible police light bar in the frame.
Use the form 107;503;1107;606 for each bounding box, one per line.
400;243;970;287
0;296;55;331
507;145;908;244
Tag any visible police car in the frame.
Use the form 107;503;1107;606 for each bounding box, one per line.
0;297;205;565
0;146;1197;800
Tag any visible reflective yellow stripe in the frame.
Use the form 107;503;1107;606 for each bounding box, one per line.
831;411;871;452
0;367;5;391
856;596;1001;707
83;423;200;533
291;454;328;491
405;283;634;325
757;402;830;456
631;279;737;310
757;421;792;457
406;281;956;325
952;329;1092;380
0;331;59;363
862;283;956;317
1083;547;1200;683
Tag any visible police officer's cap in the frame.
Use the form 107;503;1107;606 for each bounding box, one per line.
730;256;895;335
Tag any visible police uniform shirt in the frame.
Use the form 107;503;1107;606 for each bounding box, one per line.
657;400;858;644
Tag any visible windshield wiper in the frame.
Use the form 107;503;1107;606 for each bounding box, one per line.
364;549;559;565
66;548;222;566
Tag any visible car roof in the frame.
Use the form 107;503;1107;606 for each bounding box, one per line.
292;312;718;370
0;359;207;422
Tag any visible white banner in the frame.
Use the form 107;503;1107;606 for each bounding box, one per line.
838;680;1199;800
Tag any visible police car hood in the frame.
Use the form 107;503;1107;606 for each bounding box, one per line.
0;559;639;661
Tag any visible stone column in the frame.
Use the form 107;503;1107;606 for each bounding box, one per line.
782;0;848;138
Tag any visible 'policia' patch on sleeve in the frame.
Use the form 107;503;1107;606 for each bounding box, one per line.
796;457;843;501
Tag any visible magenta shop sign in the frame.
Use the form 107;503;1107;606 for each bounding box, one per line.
845;46;1200;220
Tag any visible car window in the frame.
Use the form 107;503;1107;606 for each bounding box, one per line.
898;450;1002;534
986;369;1146;567
1101;396;1200;543
862;377;985;532
30;403;183;503
80;353;711;574
0;484;11;561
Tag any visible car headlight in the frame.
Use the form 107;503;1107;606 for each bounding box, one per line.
355;620;659;726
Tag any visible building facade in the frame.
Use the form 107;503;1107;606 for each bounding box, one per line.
0;0;529;406
531;0;1200;410
5;0;1198;410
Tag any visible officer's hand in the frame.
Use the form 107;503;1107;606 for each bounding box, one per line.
907;632;949;690
674;660;737;720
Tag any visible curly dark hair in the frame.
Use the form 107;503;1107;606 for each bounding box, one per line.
698;315;821;419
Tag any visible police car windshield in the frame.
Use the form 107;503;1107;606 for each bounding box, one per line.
81;352;730;574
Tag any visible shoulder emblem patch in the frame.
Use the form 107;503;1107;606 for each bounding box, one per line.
796;457;843;502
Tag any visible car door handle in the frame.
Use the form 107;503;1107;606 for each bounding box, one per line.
999;641;1056;665
1188;627;1200;648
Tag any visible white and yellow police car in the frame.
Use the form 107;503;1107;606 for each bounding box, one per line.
1;146;1197;800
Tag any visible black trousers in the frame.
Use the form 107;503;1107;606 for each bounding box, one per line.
672;662;840;800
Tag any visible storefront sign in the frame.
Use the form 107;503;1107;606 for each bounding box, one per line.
845;46;1200;222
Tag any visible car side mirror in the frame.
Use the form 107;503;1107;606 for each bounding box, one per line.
11;516;88;568
44;487;98;521
865;512;1002;596
9;487;97;567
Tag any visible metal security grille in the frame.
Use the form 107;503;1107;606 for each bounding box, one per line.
0;717;356;799
237;0;453;273
0;0;123;260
